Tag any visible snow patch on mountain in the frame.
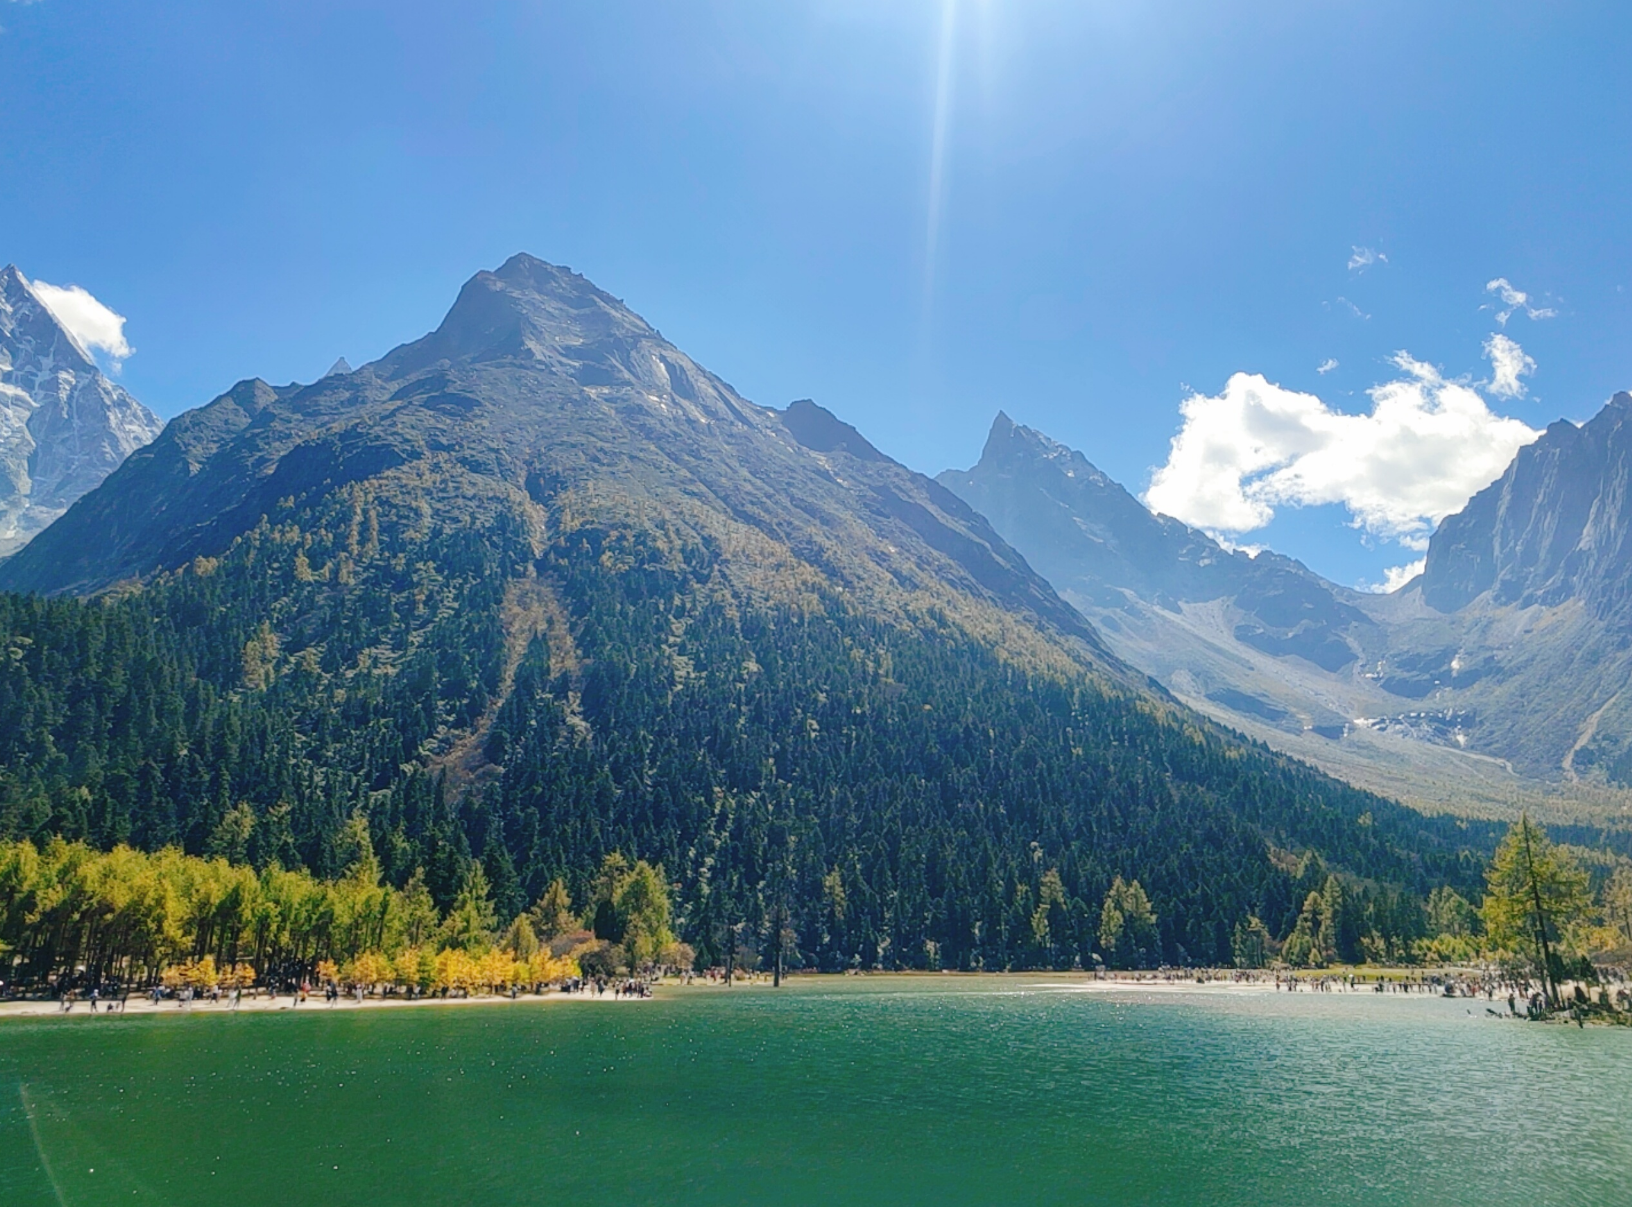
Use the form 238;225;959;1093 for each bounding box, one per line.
0;265;164;555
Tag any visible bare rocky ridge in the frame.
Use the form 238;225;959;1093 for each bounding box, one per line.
0;266;164;555
1404;392;1632;785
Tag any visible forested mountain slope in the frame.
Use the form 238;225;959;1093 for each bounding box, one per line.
0;256;1490;969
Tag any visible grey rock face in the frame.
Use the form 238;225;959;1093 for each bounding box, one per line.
1398;391;1632;782
939;414;1370;672
0;266;164;554
1422;394;1632;618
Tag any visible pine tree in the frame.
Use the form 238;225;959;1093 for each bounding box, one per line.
439;863;498;953
527;879;578;940
1232;915;1273;969
1482;815;1592;1005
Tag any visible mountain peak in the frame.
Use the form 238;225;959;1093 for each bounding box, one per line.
977;410;1094;478
1423;388;1632;615
375;253;656;379
0;265;164;555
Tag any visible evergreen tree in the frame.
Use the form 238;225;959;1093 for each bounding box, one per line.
439;863;498;953
615;860;676;971
1098;877;1159;969
1232;915;1273;969
1281;891;1328;968
1482;815;1592;1005
528;879;579;940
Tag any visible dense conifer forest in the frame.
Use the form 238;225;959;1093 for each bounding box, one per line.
0;482;1495;976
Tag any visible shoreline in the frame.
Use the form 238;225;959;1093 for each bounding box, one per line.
0;987;647;1020
0;966;1544;1021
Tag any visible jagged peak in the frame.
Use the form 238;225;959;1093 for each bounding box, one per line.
977;411;1107;481
324;357;354;378
0;263;99;371
0;264;40;311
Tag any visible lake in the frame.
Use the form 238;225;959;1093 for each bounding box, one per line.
3;977;1628;1206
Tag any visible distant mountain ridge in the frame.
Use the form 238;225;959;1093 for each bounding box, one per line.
1424;391;1632;618
1403;390;1632;786
0;265;164;554
940;405;1632;819
939;414;1372;672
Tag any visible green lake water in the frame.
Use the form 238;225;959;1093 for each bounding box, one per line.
2;977;1628;1206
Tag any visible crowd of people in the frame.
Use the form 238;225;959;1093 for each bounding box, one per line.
1082;964;1632;1024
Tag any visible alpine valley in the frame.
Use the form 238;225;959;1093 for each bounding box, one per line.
0;255;1493;971
941;410;1632;833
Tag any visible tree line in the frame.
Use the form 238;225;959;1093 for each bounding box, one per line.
1231;815;1632;997
0;819;683;994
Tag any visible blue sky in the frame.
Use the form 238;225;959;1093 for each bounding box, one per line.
4;1;1630;588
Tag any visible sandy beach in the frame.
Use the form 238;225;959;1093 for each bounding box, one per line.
0;967;1548;1022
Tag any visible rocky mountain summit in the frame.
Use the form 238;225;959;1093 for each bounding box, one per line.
0;266;163;555
1399;391;1632;784
1424;392;1632;618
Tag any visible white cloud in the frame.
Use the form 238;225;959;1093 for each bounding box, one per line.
1485;277;1556;326
1348;246;1387;271
1483;333;1535;399
1335;296;1370;320
1316;358;1338;375
1144;356;1541;548
26;278;134;361
1361;559;1427;594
